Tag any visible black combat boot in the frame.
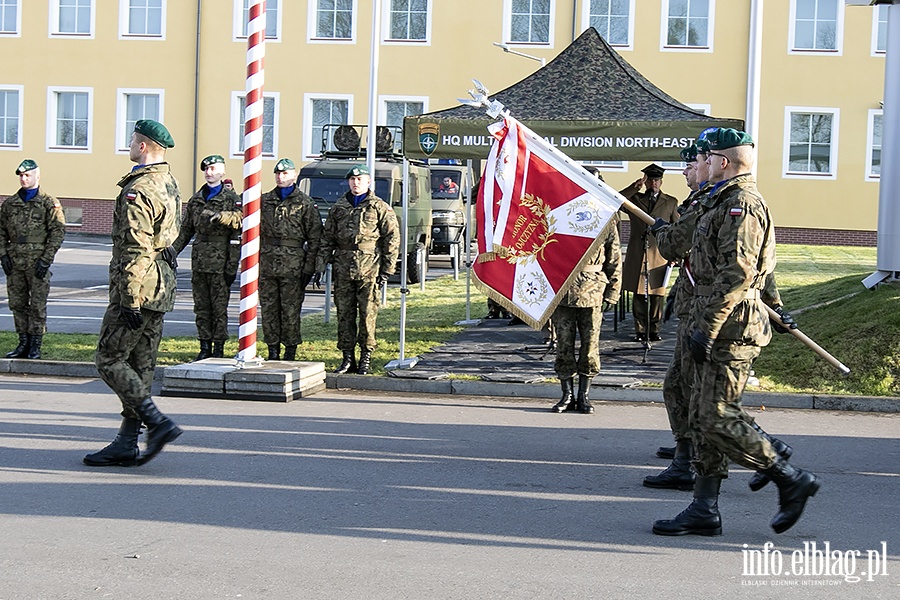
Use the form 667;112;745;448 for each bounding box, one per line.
25;335;42;359
136;398;183;466
652;475;723;536
5;333;29;358
357;350;372;375
83;418;142;467
211;341;225;358
283;345;297;361
576;374;594;414
195;340;212;361
334;351;356;374
657;446;676;459
643;439;695;490
748;422;793;491
764;458;820;534
267;344;280;360
551;378;574;412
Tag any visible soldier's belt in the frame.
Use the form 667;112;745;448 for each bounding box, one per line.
338;242;376;251
694;284;760;299
13;235;47;244
196;234;231;243
581;265;605;272
264;237;303;248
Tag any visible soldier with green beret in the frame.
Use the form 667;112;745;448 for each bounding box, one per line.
85;119;183;468
258;158;323;361
173;154;243;360
0;159;66;359
653;129;819;537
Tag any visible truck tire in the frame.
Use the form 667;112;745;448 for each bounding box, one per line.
407;243;428;284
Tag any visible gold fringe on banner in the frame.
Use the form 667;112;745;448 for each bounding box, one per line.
477;252;497;263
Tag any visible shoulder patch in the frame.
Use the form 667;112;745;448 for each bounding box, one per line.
125;191;139;201
729;207;744;217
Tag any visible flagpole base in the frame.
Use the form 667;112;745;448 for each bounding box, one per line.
455;319;481;326
385;357;419;370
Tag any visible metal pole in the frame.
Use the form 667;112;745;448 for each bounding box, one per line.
386;158;417;369
365;0;382;181
456;159;480;325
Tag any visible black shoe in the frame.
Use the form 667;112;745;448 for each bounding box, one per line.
507;316;525;326
211;341;225;358
334;351;356;374
195;340;212;361
656;446;676;460
649;333;662;342
748;425;794;491
551;378;574;412
283;345;297;361
644;440;695;490
136;398;183;466
357;350;372;375
632;334;645;342
5;333;30;358
83;418;142;467
576;374;594;414
765;459;820;534
652;476;722;536
267;344;281;360
25;334;42;359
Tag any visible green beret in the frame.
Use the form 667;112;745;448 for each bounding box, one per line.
15;159;38;175
680;144;698;163
200;154;225;171
695;139;711;154
346;164;370;178
706;128;754;151
134;119;174;149
641;163;665;179
274;158;295;172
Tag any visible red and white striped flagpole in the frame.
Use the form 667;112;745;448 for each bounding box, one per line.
236;0;266;365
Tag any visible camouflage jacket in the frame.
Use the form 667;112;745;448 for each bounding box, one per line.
558;219;622;308
259;186;323;278
0;188;66;267
688;173;776;346
173;185;242;274
319;191;400;280
110;163;181;312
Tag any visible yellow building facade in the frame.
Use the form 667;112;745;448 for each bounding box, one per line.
0;0;886;243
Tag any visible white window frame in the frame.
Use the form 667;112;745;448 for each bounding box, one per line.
0;0;22;37
502;0;555;48
865;108;882;182
0;84;24;150
788;0;843;56
660;0;715;53
378;95;428;125
49;0;95;38
303;93;353;158
118;0;166;40
230;91;279;160
307;0;357;44
115;88;164;154
872;3;888;56
581;0;634;50
782;106;839;180
382;0;431;45
46;86;93;152
233;0;281;42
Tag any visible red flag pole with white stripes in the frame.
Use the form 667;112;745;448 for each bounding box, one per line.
236;1;266;365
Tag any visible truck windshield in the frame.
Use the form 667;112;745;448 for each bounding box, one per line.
430;170;460;200
306;177;390;220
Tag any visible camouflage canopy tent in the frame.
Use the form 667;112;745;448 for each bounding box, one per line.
402;27;743;162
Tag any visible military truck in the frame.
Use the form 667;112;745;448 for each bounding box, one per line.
297;124;432;283
428;161;477;266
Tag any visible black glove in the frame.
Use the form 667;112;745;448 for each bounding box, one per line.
649;218;669;234
311;272;322;288
34;258;51;279
224;271;237;287
601;300;614;313
119;305;143;331
160;245;178;272
771;306;797;334
688;329;714;364
1;255;11;276
299;272;314;289
376;273;389;287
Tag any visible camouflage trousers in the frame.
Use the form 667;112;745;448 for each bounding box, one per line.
553;305;603;379
662;318;695;441
689;343;777;478
259;274;305;346
191;270;232;341
633;293;664;336
95;304;165;419
334;275;379;353
6;265;51;335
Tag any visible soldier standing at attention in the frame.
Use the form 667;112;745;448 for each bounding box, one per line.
319;165;399;375
0;160;66;359
259;158;323;361
550;218;621;415
84;120;183;468
653;128;818;537
173;154;243;360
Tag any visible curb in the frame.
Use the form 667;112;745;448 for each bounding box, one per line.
3;358;899;413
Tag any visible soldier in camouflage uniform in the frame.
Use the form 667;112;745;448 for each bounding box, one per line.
84;120;183;468
259;158;323;361
550;218;621;414
653;129;819;537
319;164;399;375
173;154;243;361
0;160;66;359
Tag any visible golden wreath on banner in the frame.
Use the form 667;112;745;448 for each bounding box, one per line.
490;193;558;266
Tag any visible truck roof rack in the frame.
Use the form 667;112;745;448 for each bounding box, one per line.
319;124;406;160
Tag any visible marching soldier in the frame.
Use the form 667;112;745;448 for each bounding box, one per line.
319;165;399;375
173;154;243;360
0;160;66;359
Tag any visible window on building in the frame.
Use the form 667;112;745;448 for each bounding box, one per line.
874;4;888;54
660;104;709;169
867;110;882;179
383;99;424;153
792;0;839;52
314;0;353;40
53;0;93;36
49;89;91;150
665;0;711;48
508;0;552;44
0;0;19;35
307;97;350;156
117;91;161;151
588;0;631;47
233;93;277;157
786;109;838;176
237;0;279;39
123;0;163;36
387;0;428;41
0;88;21;147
